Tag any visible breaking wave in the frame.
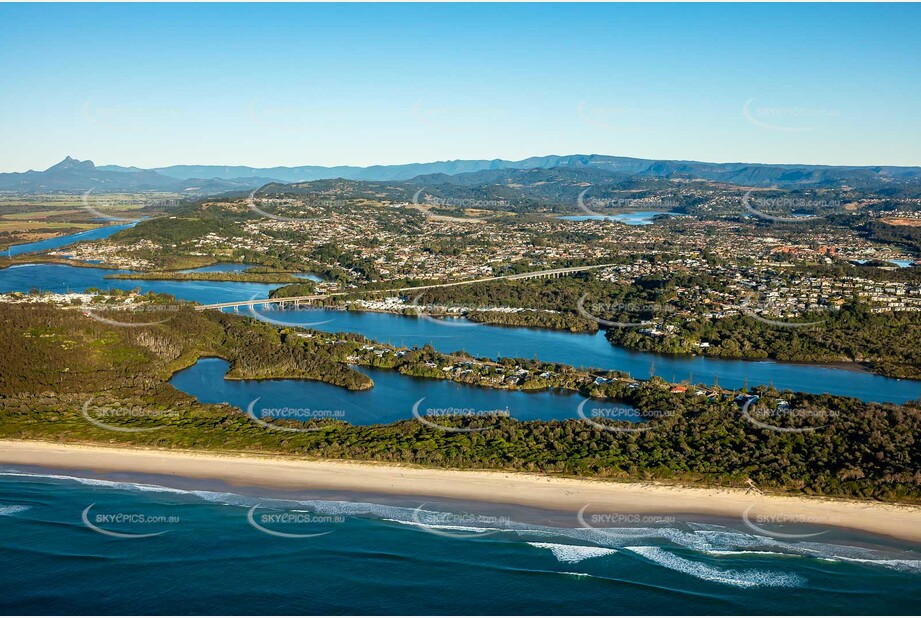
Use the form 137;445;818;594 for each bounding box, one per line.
528;542;617;564
625;546;805;588
4;468;918;583
0;504;31;516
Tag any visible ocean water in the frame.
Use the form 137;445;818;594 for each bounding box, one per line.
0;468;918;615
4;209;920;616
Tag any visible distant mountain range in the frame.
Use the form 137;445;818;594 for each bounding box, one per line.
2;154;920;194
0;157;280;193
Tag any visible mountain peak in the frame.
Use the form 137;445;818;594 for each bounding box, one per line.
47;156;95;172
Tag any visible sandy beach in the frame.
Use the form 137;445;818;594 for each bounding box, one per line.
2;439;920;543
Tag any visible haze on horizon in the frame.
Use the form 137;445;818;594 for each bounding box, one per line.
1;3;920;172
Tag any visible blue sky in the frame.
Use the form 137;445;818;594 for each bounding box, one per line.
1;3;919;171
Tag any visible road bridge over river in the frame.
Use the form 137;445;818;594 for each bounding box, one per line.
194;263;618;311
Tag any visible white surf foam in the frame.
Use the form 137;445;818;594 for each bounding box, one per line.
704;550;798;558
383;518;502;534
625;546;805;588
4;469;916;573
832;556;921;573
0;471;191;495
0;504;30;516
528;542;617;564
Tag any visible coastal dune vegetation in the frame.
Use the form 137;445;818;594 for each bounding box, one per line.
1;301;919;503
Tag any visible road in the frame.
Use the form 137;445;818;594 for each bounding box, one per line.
194;263;618;311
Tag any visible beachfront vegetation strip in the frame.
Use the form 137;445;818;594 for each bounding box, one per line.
1;302;919;503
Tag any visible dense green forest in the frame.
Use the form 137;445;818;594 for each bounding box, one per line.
113;214;245;246
607;303;921;380
0;303;372;395
1;302;920;503
865;219;921;253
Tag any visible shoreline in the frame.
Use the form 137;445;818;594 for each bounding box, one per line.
2;439;920;543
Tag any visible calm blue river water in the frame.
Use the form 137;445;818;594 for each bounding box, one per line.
5;222;135;257
237;306;921;404
0;263;278;305
2;260;921;403
559;211;677;225
170;358;639;425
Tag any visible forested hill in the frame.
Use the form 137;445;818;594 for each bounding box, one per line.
134;154;921;188
6;154;921;193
